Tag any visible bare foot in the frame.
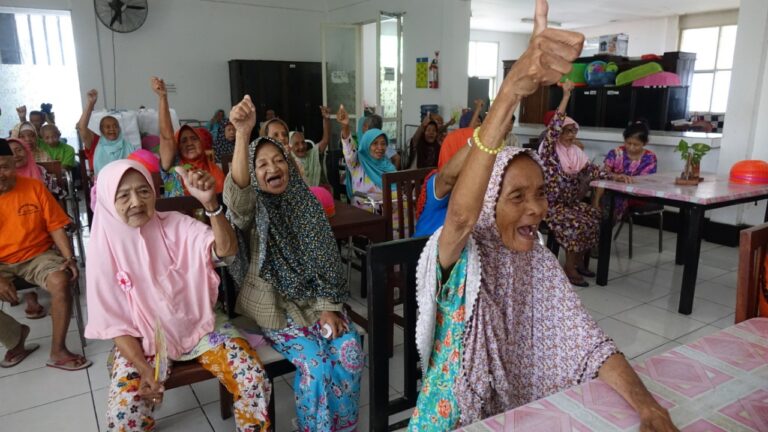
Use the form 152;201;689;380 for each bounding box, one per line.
6;324;31;359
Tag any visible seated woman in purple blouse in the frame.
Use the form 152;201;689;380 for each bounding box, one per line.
594;120;658;221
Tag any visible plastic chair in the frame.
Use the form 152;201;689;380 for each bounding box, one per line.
613;204;664;258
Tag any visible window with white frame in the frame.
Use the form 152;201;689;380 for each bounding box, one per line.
468;41;499;100
0;7;81;144
680;25;737;113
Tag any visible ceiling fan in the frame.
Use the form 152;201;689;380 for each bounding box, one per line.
94;0;148;33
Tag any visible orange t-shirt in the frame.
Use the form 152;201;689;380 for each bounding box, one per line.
0;177;71;264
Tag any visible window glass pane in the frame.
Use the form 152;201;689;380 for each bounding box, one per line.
689;73;713;112
717;25;737;70
468;41;498;78
468;41;477;76
45;15;62;66
711;70;731;113
681;27;719;70
15;14;33;65
29;14;46;65
60;15;75;66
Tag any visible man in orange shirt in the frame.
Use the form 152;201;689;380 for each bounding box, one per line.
0;138;91;371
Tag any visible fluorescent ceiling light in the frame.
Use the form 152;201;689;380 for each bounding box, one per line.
521;17;562;27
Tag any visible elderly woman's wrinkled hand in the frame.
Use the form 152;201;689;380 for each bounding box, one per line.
613;174;633;184
138;372;164;404
86;89;98;105
504;0;584;98
16;105;26;118
175;166;218;210
318;311;348;339
562;79;576;94
230;95;257;134
151;77;167;97
639;406;679;432
336;105;350;127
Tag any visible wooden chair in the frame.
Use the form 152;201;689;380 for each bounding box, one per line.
221;153;233;177
382;168;433;241
380;168;432;352
366;237;427;432
736;222;768;323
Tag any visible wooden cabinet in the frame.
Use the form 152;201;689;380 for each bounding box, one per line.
228;60;323;140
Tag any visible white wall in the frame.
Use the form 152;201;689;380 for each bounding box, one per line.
576;16;680;57
6;0;325;121
327;0;471;128
469;29;529;94
710;0;768;226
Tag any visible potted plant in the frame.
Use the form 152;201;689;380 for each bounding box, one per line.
675;139;711;181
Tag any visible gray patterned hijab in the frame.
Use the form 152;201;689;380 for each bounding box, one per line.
229;136;348;304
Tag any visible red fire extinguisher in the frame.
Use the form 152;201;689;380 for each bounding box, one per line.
429;51;439;89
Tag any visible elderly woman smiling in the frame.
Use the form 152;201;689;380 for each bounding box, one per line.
84;160;271;431
409;2;678;431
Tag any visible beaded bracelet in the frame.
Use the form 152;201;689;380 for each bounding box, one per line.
473;127;503;155
204;204;224;217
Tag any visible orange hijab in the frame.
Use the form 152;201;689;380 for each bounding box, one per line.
175;125;224;193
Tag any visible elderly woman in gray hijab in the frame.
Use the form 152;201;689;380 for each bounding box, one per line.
409;1;678;431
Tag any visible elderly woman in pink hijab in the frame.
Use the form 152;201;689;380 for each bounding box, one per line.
539;79;631;286
410;5;676;430
84;159;271;431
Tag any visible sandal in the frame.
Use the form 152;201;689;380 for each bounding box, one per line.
46;355;92;371
0;344;40;368
25;305;47;320
567;276;589;288
577;267;596;278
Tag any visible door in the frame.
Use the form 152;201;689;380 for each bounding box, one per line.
377;12;404;148
322;24;361;142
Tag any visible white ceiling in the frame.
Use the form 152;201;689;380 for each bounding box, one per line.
471;0;740;33
203;0;365;13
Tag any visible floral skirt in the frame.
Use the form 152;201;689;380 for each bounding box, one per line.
547;200;601;252
263;318;365;432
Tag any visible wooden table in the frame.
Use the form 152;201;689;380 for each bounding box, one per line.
457;317;768;431
591;172;768;314
329;200;387;242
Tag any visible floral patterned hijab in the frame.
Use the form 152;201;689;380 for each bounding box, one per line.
228;137;348;304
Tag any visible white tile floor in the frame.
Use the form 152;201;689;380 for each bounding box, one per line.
0;225;739;431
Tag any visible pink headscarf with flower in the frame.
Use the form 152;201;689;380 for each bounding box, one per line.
555;117;589;174
8;138;42;181
84;159;219;359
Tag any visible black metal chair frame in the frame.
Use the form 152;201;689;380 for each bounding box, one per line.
366;237;426;432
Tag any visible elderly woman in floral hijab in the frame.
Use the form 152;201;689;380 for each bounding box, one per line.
409;2;678;431
225;95;364;432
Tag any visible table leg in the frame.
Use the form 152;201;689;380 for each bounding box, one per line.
596;190;615;286
678;206;704;315
675;208;689;265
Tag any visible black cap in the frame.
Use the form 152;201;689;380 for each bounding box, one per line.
0;139;13;156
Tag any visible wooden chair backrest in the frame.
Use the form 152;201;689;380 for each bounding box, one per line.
382;168;433;241
366;237;427;432
221;153;233;177
736;223;768;323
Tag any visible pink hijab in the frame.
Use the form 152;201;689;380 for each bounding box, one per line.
8;138;42;181
555;117;589;174
84;159;219;359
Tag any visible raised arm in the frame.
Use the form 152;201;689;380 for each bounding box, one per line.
77;90;98;150
176;166;237;257
229;95;257;188
16;105;27;123
469;99;485;129
152;77;176;171
316;106;331;154
434;144;470;199
338;104;351;141
438;0;584;269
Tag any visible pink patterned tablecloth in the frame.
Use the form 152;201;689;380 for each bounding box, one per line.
456;318;768;432
590;172;768;205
